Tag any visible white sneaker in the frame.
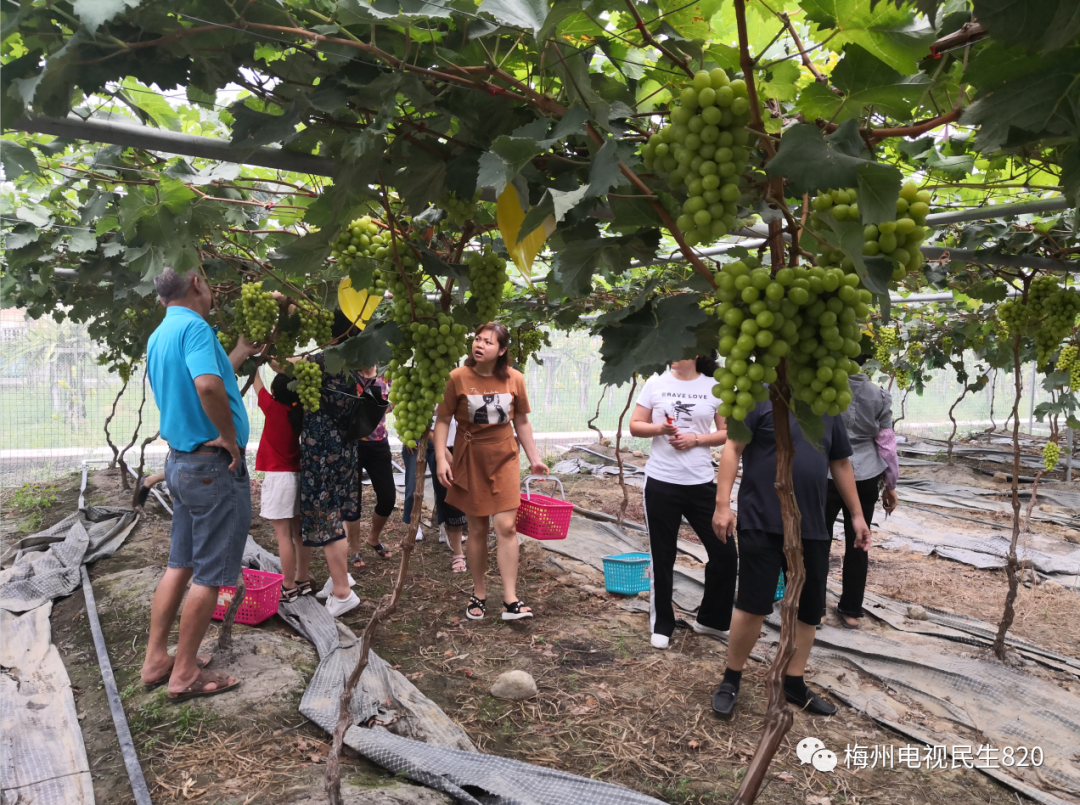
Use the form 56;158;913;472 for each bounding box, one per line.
691;620;729;640
315;574;356;600
438;524;448;544
651;633;670;650
415;525;424;542
325;590;360;618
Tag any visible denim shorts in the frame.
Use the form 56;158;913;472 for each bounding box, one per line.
165;448;252;588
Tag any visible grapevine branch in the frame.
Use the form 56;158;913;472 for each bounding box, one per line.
588;385;609;443
993;330;1024;660
621;0;695;77
326;430;429;805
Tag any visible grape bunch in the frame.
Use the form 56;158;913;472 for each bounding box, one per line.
640;69;756;247
941;336;954;355
1027;277;1080;369
1058;344;1079;389
873;326;898;370
1043;441;1060;472
331;216;392;272
439;191;481;227
998;277;1080;368
810;182;931;282
468;247;508;323
379;250;471;448
712;254;872;420
513;327;545;367
294;359;323;413
298;306;334;347
218;330;237;354
239;282;280;343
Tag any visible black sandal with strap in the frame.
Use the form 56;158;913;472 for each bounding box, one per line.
295;580;312;596
281;585;299;604
501;600;533;621
367;542;393;559
466;595;486;620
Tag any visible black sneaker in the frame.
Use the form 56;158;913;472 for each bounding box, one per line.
784;686;837;716
711;682;738;720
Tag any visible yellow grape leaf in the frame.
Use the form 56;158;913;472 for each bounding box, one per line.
497;185;556;279
337;280;383;331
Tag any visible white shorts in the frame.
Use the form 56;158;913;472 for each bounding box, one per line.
260;471;300;520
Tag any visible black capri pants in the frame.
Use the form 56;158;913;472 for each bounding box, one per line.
342;438;397;521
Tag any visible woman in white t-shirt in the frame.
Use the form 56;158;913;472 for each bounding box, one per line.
629;353;735;650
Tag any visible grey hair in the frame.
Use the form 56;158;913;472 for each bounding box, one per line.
155;267;198;304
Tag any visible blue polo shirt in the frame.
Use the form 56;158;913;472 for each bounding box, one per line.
147;306;249;453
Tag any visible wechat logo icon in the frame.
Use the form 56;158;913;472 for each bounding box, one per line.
797;737;838;772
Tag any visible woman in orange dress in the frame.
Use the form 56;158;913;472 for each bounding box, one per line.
434;323;548;621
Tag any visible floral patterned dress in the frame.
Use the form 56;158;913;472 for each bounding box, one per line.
300;356;360;547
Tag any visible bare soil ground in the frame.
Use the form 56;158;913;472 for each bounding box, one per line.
3;455;1078;805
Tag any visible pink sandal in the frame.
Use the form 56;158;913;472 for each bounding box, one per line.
451;554;467;573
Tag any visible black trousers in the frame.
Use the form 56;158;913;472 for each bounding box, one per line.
352;438;397;519
643;477;738;638
824;475;880;618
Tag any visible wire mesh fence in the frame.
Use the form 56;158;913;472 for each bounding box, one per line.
0;313;1064;488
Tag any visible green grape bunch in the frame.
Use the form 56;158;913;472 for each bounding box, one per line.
331;216;392;272
379;251;471;449
640;69;759;247
810;182;931;282
239;282;280;343
439;191;481;227
1043;441;1060;472
997;278;1080;368
1058;344;1079;389
298;306;334;347
711;252;872;421
873;325;899;372
467;247;508;323
513;327;545;367
294;359;323;413
218;330;237;354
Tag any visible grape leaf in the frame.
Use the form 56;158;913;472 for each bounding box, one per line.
586;139;623;199
339;0;453;24
228;101;303;148
477;135;544;195
0;142;40;179
269;228;334;274
800;0;935;74
767;120;901;197
598;294;707;386
855;162;900;225
816;216;893;294
395;148;447;215
973;0;1080;53
792;399;826;453
655;0;724;40
961;45;1080;151
324;319;402;373
67;228;98;254
552;230;661;296
796;44;930;122
726;418;753;444
478;0;549;36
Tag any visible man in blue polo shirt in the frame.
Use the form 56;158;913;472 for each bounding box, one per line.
140;267;260;703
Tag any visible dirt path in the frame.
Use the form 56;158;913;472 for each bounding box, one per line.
4;461;1077;805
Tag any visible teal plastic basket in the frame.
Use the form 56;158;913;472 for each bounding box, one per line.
602;552;651;595
774;572;786;602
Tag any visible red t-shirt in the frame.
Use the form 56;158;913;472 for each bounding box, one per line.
255;388;301;472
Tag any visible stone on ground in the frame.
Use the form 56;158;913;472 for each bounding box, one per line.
490;670;537;701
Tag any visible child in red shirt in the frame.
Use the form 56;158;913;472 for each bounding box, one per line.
254;370;309;602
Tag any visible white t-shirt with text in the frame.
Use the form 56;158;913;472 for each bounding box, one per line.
636;370;720;485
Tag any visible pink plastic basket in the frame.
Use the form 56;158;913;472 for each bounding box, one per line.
516;475;573;541
212;568;285;626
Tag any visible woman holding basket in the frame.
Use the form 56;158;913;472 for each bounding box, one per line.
435;323;548;621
